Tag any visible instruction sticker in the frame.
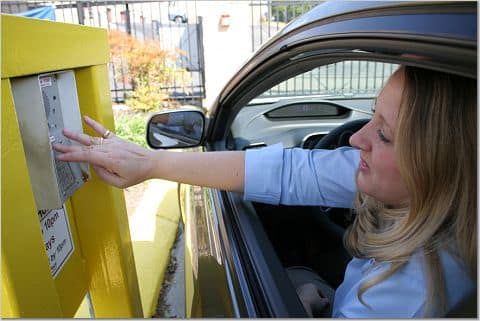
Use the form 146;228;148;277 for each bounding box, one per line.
38;206;74;278
39;76;53;88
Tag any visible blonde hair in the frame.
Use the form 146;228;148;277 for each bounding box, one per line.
344;66;477;316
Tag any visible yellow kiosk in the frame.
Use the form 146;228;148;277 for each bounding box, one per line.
1;14;143;317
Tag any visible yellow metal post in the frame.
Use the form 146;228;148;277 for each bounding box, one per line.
1;15;143;317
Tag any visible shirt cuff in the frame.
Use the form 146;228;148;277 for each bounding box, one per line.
244;143;284;204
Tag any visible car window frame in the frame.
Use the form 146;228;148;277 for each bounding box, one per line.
202;41;476;317
207;1;476;143
207;37;476;144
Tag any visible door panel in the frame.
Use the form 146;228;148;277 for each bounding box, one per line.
181;183;236;317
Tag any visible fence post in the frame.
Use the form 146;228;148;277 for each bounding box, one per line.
125;3;132;35
76;1;85;25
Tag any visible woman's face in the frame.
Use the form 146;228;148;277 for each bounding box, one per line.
349;68;410;207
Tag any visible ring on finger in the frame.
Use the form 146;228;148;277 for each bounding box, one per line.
102;130;111;139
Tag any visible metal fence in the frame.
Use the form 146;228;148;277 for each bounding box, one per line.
2;0;205;105
261;61;398;98
249;0;324;52
3;1;392;104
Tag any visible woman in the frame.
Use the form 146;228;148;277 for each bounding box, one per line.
53;66;476;317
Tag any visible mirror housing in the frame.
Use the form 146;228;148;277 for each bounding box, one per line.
146;109;206;149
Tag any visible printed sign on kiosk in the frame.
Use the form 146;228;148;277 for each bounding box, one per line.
38;206;74;278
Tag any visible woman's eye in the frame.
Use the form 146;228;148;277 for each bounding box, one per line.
377;129;391;143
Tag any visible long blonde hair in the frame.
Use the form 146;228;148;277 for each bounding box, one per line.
344;66;477;316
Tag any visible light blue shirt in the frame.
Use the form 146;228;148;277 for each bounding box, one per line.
244;143;474;318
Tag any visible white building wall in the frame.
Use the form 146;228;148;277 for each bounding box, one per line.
195;1;261;109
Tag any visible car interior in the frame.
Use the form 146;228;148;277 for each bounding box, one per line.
221;60;379;317
223;59;476;317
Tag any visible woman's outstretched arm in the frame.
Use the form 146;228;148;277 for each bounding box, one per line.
53;115;245;191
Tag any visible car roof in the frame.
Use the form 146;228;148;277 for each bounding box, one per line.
268;1;477;49
280;1;402;34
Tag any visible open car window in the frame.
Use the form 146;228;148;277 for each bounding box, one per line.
230;60;399;151
224;59;400;317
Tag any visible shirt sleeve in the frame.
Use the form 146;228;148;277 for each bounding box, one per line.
244;143;360;207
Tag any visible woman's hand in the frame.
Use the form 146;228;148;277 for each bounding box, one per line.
53;115;154;188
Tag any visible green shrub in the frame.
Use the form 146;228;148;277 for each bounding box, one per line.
114;112;149;148
125;82;170;112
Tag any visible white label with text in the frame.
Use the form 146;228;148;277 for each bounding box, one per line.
38;206;74;278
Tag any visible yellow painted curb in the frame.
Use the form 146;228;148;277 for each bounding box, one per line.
74;297;91;318
129;179;181;318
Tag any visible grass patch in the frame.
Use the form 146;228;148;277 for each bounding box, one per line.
114;111;149;148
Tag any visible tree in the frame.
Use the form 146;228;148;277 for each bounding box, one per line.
108;30;191;111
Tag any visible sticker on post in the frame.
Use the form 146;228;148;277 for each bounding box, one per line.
39;76;53;88
38;206;74;278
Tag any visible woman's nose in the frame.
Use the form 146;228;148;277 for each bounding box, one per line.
349;122;371;150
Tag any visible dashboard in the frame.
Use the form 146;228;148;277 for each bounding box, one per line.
229;97;373;150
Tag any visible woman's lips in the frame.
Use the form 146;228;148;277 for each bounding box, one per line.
359;158;369;171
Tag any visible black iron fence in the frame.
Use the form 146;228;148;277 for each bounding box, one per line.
2;0;205;106
249;0;324;52
3;1;392;104
261;61;398;98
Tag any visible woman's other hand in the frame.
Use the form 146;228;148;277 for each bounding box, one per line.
53;115;154;188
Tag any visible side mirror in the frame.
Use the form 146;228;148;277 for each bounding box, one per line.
146;110;205;149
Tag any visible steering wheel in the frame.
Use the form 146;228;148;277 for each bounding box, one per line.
314;118;370;150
